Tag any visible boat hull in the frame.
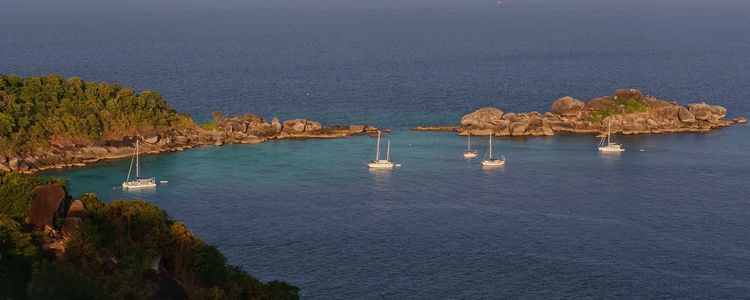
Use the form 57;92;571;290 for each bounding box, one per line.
481;159;505;167
122;179;157;189
463;152;478;159
368;162;394;169
598;146;625;152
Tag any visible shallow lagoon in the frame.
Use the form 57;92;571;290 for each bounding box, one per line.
44;127;750;298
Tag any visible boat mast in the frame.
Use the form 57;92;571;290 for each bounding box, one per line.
607;118;611;145
136;140;139;178
467;133;471;151
386;140;391;161
489;134;493;159
375;131;381;161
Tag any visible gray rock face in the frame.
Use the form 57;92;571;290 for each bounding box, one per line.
461;107;504;128
550;97;584;117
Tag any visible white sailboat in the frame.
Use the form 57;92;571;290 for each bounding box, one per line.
481;134;505;167
598;118;625;152
368;131;395;169
463;133;478;159
122;140;156;189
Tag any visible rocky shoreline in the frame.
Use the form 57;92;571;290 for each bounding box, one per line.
2;114;381;174
413;89;746;137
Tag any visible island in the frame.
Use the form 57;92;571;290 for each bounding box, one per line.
0;74;381;173
412;89;746;137
0;171;299;299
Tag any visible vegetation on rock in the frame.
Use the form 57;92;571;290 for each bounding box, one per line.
0;74;196;155
0;171;298;299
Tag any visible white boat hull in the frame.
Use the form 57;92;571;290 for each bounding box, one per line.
481;159;505;167
463;151;478;159
598;144;625;152
122;178;157;189
368;160;394;169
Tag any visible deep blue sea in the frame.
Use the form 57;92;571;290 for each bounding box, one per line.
4;0;750;298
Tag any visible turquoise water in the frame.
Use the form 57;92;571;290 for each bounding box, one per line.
6;0;750;297
42;127;750;298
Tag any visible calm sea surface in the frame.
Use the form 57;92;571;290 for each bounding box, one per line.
4;0;750;298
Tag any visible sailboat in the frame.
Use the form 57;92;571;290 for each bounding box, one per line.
481;134;505;167
368;131;395;169
122;140;157;189
598;117;625;152
463;133;478;159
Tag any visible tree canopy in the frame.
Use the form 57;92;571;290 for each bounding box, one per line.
0;74;196;155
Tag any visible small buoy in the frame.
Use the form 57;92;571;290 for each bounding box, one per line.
395;164;402;167
305;92;310;96
639;149;645;152
160;180;168;184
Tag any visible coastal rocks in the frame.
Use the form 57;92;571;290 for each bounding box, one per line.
501;112;517;122
733;117;747;124
412;88;738;138
271;117;282;133
688;102;726;122
678;107;696;123
509;122;528;136
460;107;504;128
550;97;584;117
348;125;366;133
218;113;276;137
282;119;322;134
143;135;159;144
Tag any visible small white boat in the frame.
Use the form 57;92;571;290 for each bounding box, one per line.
598;118;625;152
463;133;478;159
481;134;505;167
122;140;156;189
368;131;395;169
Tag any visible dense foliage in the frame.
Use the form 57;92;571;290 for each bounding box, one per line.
0;172;299;299
586;96;650;123
0;74;196;155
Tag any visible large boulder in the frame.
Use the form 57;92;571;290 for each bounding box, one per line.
509;122;528;136
688;102;726;121
271;118;282;133
615;88;644;100
501;112;517;122
584;97;616;111
29;184;66;230
550;97;585;117
677;107;696;123
460;107;504;128
66;200;88;219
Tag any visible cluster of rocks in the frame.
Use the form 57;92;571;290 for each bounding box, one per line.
2;114;379;173
414;89;746;137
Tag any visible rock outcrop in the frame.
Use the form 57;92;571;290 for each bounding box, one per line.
29;184;66;230
550;97;584;117
5;113;379;174
413;89;741;138
460;107;504;128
